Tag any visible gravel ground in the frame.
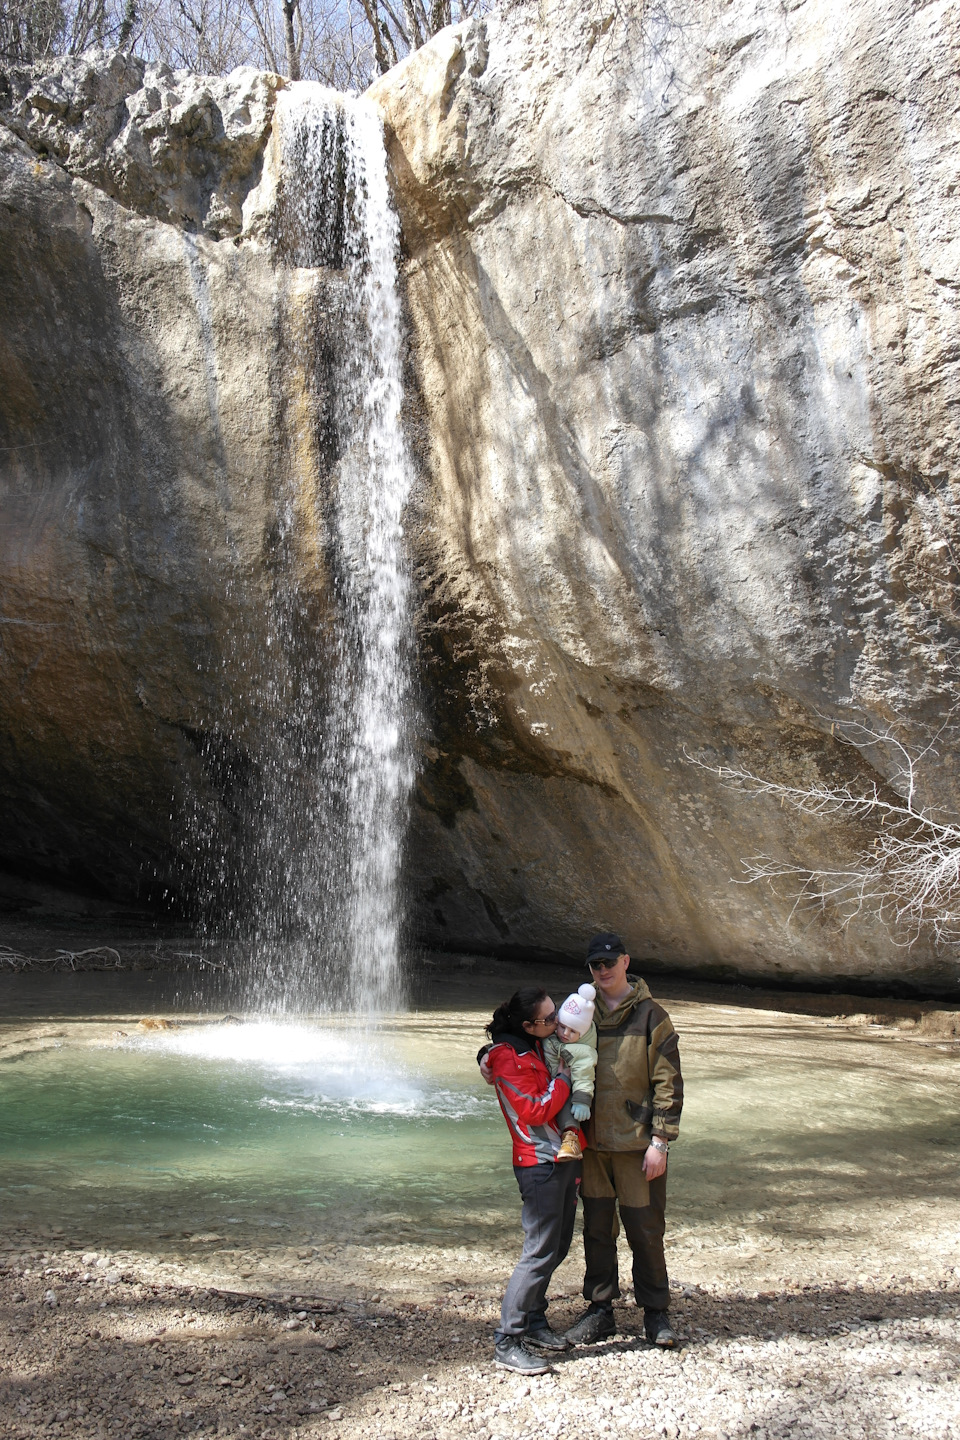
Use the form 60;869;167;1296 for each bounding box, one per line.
2;1243;958;1440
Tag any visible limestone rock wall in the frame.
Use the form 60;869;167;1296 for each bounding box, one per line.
371;0;960;987
0;54;338;905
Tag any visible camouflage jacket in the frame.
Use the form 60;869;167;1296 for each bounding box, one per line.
585;977;683;1152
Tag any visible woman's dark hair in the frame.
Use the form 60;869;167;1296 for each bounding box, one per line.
486;986;548;1039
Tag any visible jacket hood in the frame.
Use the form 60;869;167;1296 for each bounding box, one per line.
489;1030;539;1055
595;976;652;1030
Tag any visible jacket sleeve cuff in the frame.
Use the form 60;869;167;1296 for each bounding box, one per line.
570;1089;592;1108
476;1044;491;1066
652;1112;680;1141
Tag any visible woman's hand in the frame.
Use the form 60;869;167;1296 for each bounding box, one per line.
479;1055;494;1085
643;1141;668;1180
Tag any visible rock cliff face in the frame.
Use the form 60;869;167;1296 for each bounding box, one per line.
0;54;339;908
371;0;960;987
2;0;959;987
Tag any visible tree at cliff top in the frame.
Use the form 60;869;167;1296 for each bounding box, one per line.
0;0;493;86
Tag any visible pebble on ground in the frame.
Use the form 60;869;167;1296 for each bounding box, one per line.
1;1249;958;1440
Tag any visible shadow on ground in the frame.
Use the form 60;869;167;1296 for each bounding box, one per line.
2;1266;958;1439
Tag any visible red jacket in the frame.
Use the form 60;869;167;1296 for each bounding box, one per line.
488;1033;572;1167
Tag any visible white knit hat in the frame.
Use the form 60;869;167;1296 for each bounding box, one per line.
557;983;596;1036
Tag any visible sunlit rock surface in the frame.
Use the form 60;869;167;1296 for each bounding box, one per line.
370;0;960;986
3;0;960;986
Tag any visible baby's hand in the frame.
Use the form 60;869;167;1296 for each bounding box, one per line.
570;1102;591;1123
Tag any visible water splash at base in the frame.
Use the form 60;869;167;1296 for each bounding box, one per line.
126;1020;484;1121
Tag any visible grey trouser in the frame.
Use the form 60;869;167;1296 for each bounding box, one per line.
581;1148;669;1312
496;1159;581;1340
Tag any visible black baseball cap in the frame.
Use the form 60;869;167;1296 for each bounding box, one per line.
586;932;626;964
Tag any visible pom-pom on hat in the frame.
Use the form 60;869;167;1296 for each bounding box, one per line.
557;983;596;1037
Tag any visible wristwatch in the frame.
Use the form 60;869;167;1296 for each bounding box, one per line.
650;1137;669;1155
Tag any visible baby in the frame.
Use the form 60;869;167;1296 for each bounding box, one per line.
543;983;598;1162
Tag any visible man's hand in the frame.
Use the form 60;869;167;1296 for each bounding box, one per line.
643;1142;667;1180
479;1055;494;1085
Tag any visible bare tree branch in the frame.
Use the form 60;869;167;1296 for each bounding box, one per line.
687;712;960;949
5;2;497;97
377;0;411;49
244;0;279;72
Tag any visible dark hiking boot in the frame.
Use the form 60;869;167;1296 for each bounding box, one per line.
525;1324;570;1351
564;1304;616;1345
644;1309;677;1347
494;1337;551;1374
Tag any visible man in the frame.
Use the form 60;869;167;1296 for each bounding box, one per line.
564;932;683;1348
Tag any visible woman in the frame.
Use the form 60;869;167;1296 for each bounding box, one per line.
483;986;581;1374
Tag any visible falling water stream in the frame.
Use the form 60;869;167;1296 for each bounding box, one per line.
216;85;415;1017
306;89;417;1017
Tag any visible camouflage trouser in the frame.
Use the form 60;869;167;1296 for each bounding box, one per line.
581;1148;669;1312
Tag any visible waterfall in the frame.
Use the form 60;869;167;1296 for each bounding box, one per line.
227;84;415;1016
331;97;417;1017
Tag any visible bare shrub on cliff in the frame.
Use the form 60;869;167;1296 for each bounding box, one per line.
690;715;960;949
687;466;960;955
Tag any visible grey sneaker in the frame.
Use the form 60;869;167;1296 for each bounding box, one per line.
564;1304;616;1345
525;1324;570;1352
494;1337;551;1374
644;1309;677;1347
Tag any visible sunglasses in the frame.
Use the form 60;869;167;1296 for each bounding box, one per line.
588;955;622;970
528;1009;558;1026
